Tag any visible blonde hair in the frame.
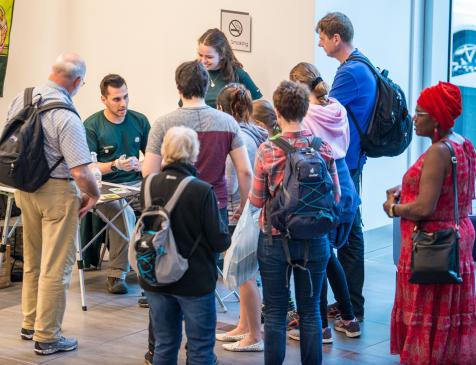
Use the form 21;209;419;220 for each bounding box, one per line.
289;62;329;104
161;126;200;165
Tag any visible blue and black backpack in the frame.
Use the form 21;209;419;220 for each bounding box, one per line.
266;136;340;240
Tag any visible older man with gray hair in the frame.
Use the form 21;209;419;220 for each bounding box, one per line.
5;52;100;355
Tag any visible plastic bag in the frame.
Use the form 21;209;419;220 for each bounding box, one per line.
223;200;261;289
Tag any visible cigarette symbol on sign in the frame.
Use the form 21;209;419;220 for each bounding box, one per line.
229;20;243;37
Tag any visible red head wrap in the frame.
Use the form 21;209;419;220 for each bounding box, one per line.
416;81;462;130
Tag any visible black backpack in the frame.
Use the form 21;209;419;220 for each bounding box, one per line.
0;87;79;192
345;54;413;158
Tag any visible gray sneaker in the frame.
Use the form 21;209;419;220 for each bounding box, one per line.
20;328;34;340
107;277;128;294
34;336;78;355
334;316;361;338
322;327;333;344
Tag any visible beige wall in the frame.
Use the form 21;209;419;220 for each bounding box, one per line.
0;0;315;123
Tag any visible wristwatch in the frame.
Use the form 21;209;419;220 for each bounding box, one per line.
111;159;118;172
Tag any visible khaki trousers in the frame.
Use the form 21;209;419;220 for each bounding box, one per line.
15;179;80;342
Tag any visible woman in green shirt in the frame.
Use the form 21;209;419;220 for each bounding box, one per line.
197;28;262;108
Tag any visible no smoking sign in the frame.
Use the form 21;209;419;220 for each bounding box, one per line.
221;10;251;52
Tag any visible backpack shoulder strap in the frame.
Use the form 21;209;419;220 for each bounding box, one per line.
346;54;379;77
270;137;295;154
23;87;34;106
37;102;80;119
344;105;365;139
310;136;323;150
143;173;159;209
164;176;195;213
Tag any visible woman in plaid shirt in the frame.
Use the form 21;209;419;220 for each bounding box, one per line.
249;81;339;365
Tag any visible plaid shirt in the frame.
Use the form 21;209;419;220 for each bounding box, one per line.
249;130;339;235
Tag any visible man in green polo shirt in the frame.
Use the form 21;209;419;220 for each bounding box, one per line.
83;74;150;294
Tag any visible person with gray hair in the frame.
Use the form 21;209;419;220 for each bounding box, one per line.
140;126;230;365
4;52;100;355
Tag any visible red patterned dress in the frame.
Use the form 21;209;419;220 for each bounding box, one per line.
391;138;476;365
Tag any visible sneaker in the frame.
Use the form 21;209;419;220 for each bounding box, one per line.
144;350;153;365
20;328;34;340
34;336;78;355
333;316;361;338
287;310;299;330
322;327;333;344
288;328;300;341
327;302;341;319
138;296;149;308
107;277;128;294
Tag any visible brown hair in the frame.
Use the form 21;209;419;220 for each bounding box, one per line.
289;62;329;104
316;12;354;43
175;60;209;99
273;81;309;122
252;100;279;134
100;74;126;96
198;28;243;82
216;83;252;123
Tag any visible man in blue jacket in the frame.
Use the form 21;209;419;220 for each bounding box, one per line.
316;12;377;321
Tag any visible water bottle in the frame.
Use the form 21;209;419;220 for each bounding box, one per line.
89;152;102;188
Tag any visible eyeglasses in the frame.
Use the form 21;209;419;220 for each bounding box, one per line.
414;111;429;117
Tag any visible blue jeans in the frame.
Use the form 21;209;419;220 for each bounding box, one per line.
337;167;365;317
320;249;354;328
145;290;216;365
258;233;329;365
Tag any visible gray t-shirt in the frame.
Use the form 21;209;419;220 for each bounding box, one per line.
147;105;243;209
6;81;91;178
226;122;267;220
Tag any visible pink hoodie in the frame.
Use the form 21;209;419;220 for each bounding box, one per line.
302;97;349;159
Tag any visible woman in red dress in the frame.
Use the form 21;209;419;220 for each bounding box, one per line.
383;82;476;365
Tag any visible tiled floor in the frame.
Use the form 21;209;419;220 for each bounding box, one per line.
0;225;401;365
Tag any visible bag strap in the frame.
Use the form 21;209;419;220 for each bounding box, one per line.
143;173;159;209
443;140;459;227
184;232;203;259
24;87;34;106
270;136;295;154
310;136;323;150
37;102;80;118
345;106;365;140
344;54;379;145
164;176;195;213
346;54;381;78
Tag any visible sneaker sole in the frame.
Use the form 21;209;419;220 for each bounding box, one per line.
322;338;333;344
20;334;33;341
334;326;361;338
34;344;77;355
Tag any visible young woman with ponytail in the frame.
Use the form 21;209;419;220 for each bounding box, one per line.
289;62;361;343
214;83;266;352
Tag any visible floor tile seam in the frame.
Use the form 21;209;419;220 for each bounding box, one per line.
0;355;40;365
364;244;393;254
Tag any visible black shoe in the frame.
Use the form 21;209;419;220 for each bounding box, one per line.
107;277;128;294
20;328;34;340
138;296;149;308
144;350;153;365
34;336;78;355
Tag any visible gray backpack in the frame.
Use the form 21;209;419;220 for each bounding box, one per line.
129;174;200;286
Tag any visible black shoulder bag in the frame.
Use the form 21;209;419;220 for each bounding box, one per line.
409;140;463;284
